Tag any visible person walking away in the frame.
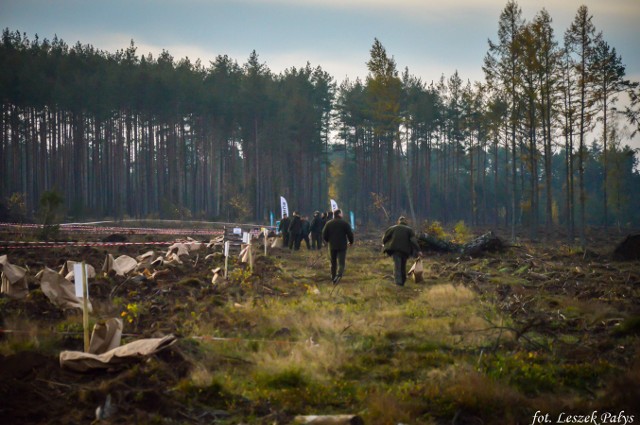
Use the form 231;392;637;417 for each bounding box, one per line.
322;209;354;283
310;211;323;250
301;216;311;250
382;216;421;286
288;211;303;250
278;214;291;248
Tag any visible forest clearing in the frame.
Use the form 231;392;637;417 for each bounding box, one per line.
1;223;639;425
3;1;640;424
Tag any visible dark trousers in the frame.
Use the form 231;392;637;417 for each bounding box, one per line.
282;232;290;248
330;249;347;280
311;232;322;250
393;252;408;286
289;233;301;250
302;234;310;249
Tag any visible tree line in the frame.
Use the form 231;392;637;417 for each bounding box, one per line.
1;1;639;241
0;32;333;222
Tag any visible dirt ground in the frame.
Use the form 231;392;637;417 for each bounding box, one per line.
1;226;639;424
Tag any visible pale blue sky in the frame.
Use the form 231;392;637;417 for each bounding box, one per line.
2;0;639;144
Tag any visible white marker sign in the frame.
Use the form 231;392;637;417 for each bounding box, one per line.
73;263;88;299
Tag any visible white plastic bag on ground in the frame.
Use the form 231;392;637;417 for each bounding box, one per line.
61;261;96;281
60;334;177;372
211;267;227;285
89;318;123;355
166;243;190;258
271;237;284;249
102;254;137;276
37;267;92;312
0;255;28;299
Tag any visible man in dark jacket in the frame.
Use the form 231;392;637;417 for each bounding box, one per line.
278;214;291;248
309;211;323;250
288;211;302;250
300;216;311;249
322;209;354;283
382;216;421;286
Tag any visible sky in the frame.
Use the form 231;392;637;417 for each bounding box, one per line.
2;0;640;145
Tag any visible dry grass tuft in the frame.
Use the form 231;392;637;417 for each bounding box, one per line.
422;283;476;311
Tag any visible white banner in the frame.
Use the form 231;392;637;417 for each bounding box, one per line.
280;196;289;218
330;199;339;212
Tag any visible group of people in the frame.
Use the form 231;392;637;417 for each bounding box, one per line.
277;210;336;251
277;209;422;287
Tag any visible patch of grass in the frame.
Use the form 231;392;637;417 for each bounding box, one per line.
256;367;309;389
363;388;420;425
391;364;527;423
247;366;357;413
422;284;476;312
481;351;557;395
558;359;615;390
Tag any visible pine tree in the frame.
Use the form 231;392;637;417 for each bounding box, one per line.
484;0;525;241
564;5;601;247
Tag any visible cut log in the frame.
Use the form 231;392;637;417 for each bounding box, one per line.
462;231;505;256
417;233;461;253
417;231;505;257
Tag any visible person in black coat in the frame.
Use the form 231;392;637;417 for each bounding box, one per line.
309;211;323;250
322;209;354;283
300;216;311;249
278;214;291;247
382;216;421;286
288;211;302;250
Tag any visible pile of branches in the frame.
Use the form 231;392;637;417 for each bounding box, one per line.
418;231;505;257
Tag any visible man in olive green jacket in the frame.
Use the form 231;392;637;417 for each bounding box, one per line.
382;216;421;286
322;209;354;283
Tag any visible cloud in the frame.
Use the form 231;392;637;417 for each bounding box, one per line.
235;0;640;20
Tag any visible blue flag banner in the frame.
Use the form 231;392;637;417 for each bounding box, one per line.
350;211;356;231
270;211;274;228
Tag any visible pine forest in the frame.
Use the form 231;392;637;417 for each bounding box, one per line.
1;2;639;240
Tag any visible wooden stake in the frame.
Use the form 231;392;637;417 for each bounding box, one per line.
249;239;253;273
81;261;89;353
224;241;230;278
263;228;268;256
